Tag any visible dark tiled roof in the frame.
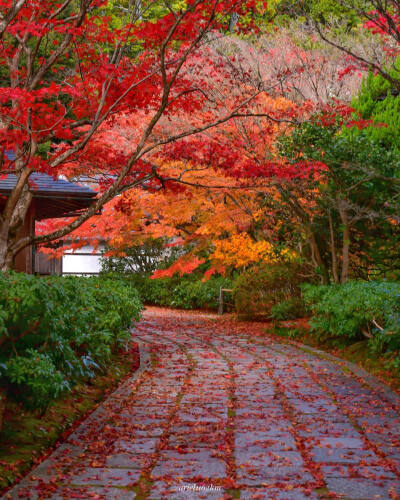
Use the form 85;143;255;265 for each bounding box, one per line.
1;151;96;219
1;151;95;197
0;172;96;197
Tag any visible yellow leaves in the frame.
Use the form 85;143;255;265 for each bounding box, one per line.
211;234;272;268
210;233;296;269
253;209;264;222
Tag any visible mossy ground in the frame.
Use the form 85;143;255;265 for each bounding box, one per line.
268;319;400;395
0;343;140;494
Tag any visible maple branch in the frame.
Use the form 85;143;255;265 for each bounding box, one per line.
159;3;187;92
232;113;298;125
163;0;179;21
139;91;263;158
0;0;27;37
225;192;256;219
50;61;181;169
115;173;157;195
156;175;271;190
177;164;211;179
158;0;221;117
27;1;90;90
312;21;400;90
39;2;239;171
47;0;74;22
167;87;218;107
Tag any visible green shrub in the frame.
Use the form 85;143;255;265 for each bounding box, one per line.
270;297;308;320
100;238;179;275
271;325;303;339
100;238;235;311
0;272;142;410
106;272;234;311
233;262;306;320
303;281;400;349
5;350;70;409
169;276;234;310
352;63;400;153
125;273;176;306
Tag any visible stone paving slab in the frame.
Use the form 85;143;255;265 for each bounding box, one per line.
235;431;296;451
235;419;291;434
105;453;152;469
325;477;400;499
67;467;141;487
297;421;358;437
236;467;315;484
148;482;225;499
310;447;379;464
236;450;305;467
115;438;159;455
321;464;398;479
240;488;320;499
151;452;226;479
312;436;364;448
3;309;400;500
9;486;137;500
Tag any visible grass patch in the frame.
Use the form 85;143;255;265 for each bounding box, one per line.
0;343;140;494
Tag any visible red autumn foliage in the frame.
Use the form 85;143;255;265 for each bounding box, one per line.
0;0;269;269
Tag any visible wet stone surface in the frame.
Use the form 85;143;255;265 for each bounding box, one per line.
3;308;400;499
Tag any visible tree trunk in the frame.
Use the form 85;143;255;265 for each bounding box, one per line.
229;12;240;32
338;203;351;284
0;178;33;271
341;224;350;284
0;386;7;433
328;211;339;284
307;229;330;284
0;226;14;271
276;187;329;283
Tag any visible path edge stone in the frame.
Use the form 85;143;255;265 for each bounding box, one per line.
289;339;400;409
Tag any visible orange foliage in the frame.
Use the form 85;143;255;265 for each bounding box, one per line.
39;91;307;272
210;233;295;269
151;256;205;279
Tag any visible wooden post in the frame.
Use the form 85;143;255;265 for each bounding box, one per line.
218;287;224;315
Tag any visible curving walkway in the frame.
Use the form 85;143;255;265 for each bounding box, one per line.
3;308;400;499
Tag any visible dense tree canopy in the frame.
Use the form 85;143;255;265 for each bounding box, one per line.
0;0;270;270
1;0;399;284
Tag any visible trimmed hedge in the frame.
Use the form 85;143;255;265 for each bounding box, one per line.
0;272;142;411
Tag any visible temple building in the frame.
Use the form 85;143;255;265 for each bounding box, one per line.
0;170;96;274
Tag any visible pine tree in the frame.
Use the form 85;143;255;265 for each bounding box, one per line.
353;64;400;152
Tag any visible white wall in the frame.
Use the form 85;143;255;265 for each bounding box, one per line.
62;245;105;275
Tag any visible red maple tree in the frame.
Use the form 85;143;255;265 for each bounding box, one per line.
0;0;269;270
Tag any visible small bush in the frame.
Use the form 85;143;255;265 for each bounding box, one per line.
302;281;400;350
233;262;307;320
0;272;142;410
271;325;303;339
270;297;308;320
169;276;234;310
106;272;234;311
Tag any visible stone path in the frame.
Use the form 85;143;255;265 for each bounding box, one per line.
3;308;400;499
